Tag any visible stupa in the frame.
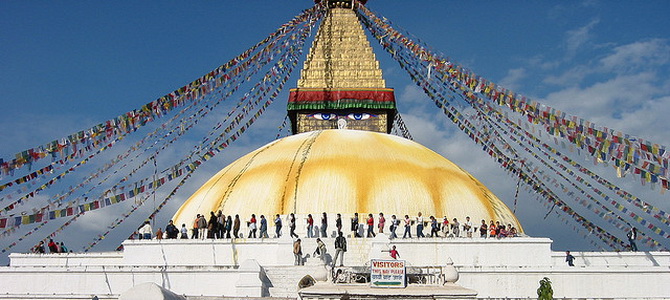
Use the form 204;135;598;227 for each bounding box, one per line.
172;0;522;233
0;1;668;299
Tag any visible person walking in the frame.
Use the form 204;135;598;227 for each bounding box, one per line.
565;251;575;266
351;213;360;237
306;214;314;238
313;238;327;262
225;215;233;238
451;218;460;237
334;231;347;267
289;213;298;238
627;226;638;251
208;211;218;239
430;216;439;237
464;216;473;238
233;214;241;238
180;224;188;239
479;220;488;238
321;212;328;238
441;217;450;237
217;211;225;239
293;239;303;266
403;215;412;238
197;214;207;240
248;214;258;238
416;212;425;238
192;215;200;239
389;215;399;239
336;213;342;234
366;214;376;237
378;213;386;234
139;221;153;240
165;220;179;239
259;215;269;238
274;214;283;238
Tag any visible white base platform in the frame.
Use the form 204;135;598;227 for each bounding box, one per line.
0;235;668;299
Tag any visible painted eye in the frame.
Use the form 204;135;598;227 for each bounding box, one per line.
309;113;337;120
347;113;374;120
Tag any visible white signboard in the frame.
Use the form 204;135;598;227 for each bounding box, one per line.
370;259;406;288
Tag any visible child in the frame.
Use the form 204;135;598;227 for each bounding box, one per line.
389;245;400;259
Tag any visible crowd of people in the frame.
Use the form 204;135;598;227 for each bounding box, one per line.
30;239;69;254
138;211;520;240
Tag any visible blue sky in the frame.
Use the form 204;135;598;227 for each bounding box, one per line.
1;1;669;260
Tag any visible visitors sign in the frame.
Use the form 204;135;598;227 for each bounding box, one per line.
370;259;406;288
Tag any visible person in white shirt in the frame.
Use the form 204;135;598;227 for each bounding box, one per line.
464;216;474;238
416;212;425;238
139;221;152;240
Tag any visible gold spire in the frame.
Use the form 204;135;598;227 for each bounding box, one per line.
297;7;386;89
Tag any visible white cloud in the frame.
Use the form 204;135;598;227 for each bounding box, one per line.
599;39;670;72
565;19;600;59
500;68;527;91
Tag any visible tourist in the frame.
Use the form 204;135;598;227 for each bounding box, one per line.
293;239;303;266
59;242;68;253
155;228;163;240
508;224;518;237
441;217;450;237
48;239;58;253
498;225;508;238
366;214;375;237
233;214;241;238
197;214;207;240
180;224;188;239
416;212;425;238
274;214;282;238
225;215;233;238
464;216;473;238
335;213;342;234
192;214;200;239
165;220;179;239
565;251;575;266
208;211;217;239
334;231;347;267
217;211;225;239
479;220;488;238
389;245;400;259
351;213;360;237
289;213;298;238
32;241;45;254
496;221;504;238
35;241;45;253
489;220;497;238
627;226;638;251
389;215;399;239
321;212;328;238
139;221;153;240
378;212;385;234
403;215;412;238
259;215;268;238
314;238;327;262
248;214;257;238
450;218;460;237
306;214;314;238
430;216;439;237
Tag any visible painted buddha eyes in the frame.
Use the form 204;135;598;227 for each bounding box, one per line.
347;113;373;120
308;113;376;120
310;113;338;120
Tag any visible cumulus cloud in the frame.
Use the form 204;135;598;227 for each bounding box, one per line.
599;39;670;72
565;19;600;59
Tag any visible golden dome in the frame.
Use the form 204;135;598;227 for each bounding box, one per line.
172;130;522;231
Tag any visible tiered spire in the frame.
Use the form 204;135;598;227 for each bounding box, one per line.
288;2;396;134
